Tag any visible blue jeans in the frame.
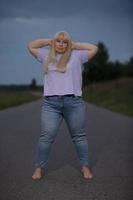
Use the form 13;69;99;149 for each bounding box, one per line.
34;95;89;169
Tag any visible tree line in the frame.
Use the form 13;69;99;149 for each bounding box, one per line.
82;42;133;86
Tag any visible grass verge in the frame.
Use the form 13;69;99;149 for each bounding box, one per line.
0;90;41;110
83;77;133;118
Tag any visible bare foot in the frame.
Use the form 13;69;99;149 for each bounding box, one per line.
81;166;93;180
32;167;42;180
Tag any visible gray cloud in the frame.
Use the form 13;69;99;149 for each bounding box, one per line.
0;0;132;18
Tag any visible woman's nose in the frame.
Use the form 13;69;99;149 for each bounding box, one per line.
59;41;63;45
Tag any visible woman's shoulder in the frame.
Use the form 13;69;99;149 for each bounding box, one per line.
37;47;50;62
71;49;88;57
71;49;89;63
38;47;50;55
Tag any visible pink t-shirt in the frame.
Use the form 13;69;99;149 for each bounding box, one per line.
37;48;89;96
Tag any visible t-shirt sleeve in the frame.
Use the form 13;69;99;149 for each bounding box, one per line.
77;50;89;64
37;48;49;63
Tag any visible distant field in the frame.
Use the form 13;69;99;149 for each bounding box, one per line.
0;90;42;110
83;77;133;118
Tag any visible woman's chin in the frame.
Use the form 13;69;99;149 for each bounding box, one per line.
56;49;66;54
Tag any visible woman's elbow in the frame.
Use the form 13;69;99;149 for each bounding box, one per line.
89;46;98;59
94;46;98;54
27;43;32;52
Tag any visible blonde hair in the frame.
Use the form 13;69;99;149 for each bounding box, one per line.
44;31;72;74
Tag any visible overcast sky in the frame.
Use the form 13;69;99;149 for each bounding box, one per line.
0;0;132;85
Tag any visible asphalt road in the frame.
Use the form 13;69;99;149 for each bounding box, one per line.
0;99;133;200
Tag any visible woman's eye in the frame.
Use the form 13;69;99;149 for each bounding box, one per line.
56;40;68;44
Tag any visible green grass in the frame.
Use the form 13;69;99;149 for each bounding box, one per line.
83;77;133;118
0;90;41;110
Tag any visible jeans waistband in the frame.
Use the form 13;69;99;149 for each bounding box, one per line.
45;94;75;97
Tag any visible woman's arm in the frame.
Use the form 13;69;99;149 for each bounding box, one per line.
72;42;98;60
27;39;52;58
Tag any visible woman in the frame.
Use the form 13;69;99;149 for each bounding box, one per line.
27;31;98;180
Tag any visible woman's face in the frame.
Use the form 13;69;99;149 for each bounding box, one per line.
54;35;68;53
